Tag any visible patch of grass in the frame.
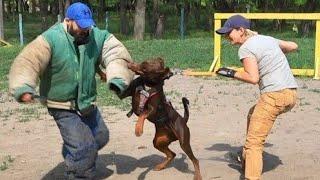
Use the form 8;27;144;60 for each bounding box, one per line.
0;109;14;121
299;101;311;106
124;37;213;71
198;85;204;94
0;161;8;171
17;106;41;122
316;107;320;112
218;91;229;95
165;90;182;99
0;46;23;91
18;116;30;123
96;81;131;111
309;88;320;93
0;155;14;171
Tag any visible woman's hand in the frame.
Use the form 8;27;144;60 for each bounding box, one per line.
278;40;298;53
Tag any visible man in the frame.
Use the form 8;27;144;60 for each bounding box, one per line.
9;2;134;179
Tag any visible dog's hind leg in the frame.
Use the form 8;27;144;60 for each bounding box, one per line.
152;128;176;171
175;121;202;180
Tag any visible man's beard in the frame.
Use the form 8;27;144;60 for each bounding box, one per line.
67;25;90;45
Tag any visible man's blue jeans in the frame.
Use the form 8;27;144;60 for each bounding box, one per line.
48;107;109;179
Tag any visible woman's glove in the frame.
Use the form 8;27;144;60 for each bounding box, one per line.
216;67;237;78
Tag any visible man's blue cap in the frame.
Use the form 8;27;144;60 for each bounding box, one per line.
216;15;250;35
66;2;95;29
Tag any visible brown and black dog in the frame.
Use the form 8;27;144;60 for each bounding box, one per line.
122;57;202;180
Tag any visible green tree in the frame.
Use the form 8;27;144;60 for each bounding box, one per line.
0;0;4;39
120;0;129;35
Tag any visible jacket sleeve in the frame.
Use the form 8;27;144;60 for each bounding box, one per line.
9;35;51;101
102;34;134;97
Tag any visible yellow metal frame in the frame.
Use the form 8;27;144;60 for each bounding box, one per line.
188;13;320;79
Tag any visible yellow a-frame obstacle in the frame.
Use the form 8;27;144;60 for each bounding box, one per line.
184;13;320;79
0;39;12;47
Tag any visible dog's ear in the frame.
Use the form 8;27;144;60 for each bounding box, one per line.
127;62;144;75
162;67;173;80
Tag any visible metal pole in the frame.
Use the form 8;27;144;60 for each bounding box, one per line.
246;4;250;13
57;14;62;23
19;13;23;46
180;7;184;39
105;11;109;30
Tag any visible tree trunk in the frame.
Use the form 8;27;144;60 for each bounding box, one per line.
120;0;129;35
59;0;64;20
4;0;9;19
12;0;16;22
206;0;213;31
184;2;190;28
299;0;316;37
7;0;11;14
50;1;58;15
98;0;106;21
193;0;201;29
273;0;287;31
30;0;36;13
152;0;159;36
0;0;4;39
155;14;164;39
215;0;231;12
14;0;18;12
65;0;71;12
23;0;29;13
40;0;48;31
263;0;269;12
133;0;146;40
17;0;22;13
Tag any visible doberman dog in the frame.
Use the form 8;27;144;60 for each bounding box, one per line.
122;57;202;180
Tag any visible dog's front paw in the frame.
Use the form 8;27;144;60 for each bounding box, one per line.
135;124;143;137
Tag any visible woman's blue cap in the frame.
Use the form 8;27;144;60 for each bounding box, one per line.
216;15;250;35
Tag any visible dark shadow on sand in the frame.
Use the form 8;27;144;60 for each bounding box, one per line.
205;143;282;177
41;153;193;180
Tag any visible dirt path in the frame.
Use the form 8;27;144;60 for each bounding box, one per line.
1;76;320;180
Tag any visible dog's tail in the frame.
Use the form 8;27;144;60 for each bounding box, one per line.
182;97;189;123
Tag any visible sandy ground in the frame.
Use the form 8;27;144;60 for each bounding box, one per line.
0;75;320;180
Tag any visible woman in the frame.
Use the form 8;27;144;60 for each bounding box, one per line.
215;15;298;180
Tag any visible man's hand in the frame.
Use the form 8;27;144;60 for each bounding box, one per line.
216;67;237;78
20;93;34;103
